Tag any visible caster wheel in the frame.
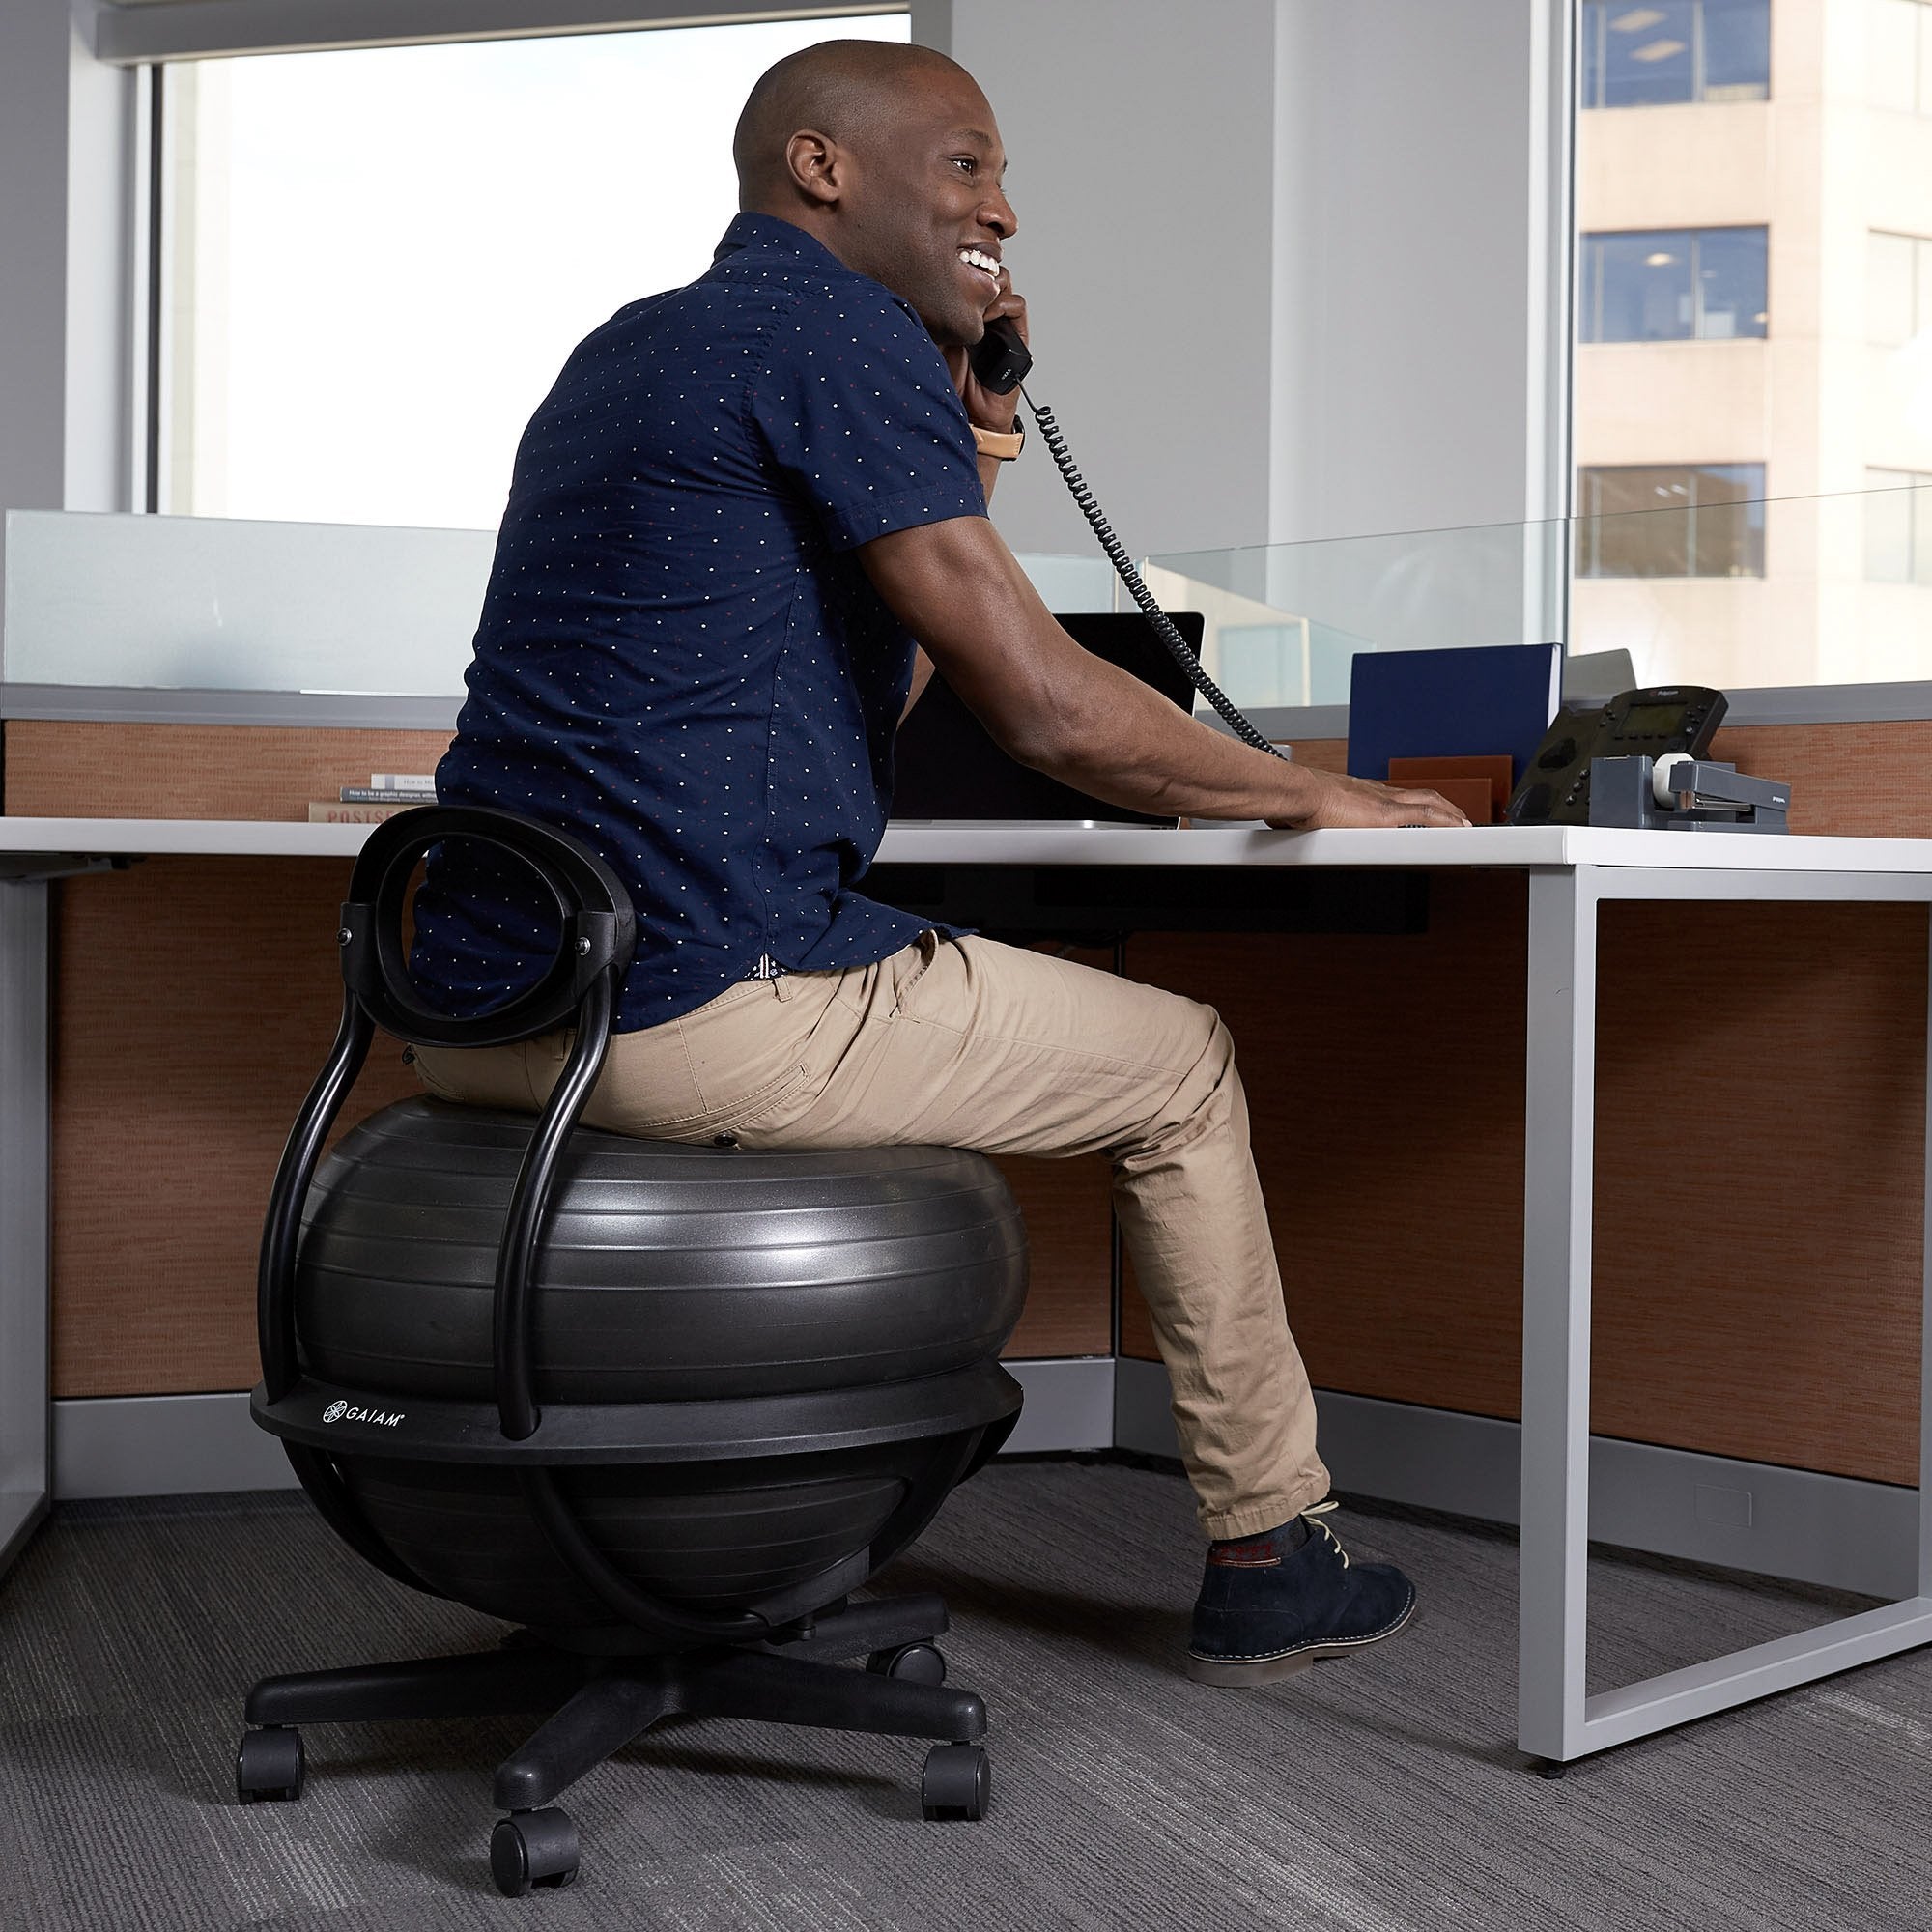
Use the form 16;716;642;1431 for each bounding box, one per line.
490;1807;580;1896
867;1642;947;1686
922;1742;990;1821
236;1726;305;1804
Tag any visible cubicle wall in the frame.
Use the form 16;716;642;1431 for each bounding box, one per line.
11;713;1927;1505
1123;724;1932;1496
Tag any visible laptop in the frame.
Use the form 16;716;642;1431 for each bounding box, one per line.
890;611;1206;827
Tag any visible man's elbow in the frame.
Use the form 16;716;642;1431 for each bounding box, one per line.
989;688;1099;779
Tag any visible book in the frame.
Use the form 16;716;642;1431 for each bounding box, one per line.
1346;641;1563;788
308;801;420;823
366;774;438;790
340;785;438;803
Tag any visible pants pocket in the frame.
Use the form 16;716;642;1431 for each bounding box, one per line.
886;930;942;1020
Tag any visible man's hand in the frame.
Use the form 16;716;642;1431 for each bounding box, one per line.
1266;770;1470;831
941;267;1028;434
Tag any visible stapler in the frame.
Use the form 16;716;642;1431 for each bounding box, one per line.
1586;753;1790;834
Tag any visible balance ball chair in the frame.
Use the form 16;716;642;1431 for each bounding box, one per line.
237;806;1026;1895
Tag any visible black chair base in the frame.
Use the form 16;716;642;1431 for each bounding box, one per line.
236;1594;993;1895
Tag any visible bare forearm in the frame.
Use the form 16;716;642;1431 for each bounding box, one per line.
1034;667;1319;821
867;517;1307;819
863;516;1465;832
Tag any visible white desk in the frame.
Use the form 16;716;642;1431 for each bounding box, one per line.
3;816;1929;1771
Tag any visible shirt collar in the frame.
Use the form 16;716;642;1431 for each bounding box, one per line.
712;212;853;275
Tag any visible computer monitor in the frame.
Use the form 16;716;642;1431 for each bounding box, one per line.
890;611;1205;826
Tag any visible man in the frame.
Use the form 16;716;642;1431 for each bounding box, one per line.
411;38;1467;1686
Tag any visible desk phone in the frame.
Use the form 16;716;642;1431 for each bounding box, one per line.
1506;686;1727;827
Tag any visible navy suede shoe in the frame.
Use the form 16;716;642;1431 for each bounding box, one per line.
1186;1500;1417;1686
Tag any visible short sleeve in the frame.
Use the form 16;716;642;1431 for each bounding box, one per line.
748;285;987;551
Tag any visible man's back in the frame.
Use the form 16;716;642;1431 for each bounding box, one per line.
412;213;984;1028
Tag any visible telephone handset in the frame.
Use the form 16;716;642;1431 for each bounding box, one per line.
1506;685;1728;826
965;319;1289;762
969;315;1034;396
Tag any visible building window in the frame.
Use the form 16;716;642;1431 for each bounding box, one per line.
1579;228;1768;341
1869;0;1932;115
1580;0;1771;109
1577;465;1768;576
1868;231;1932;345
156;13;910;528
1866;470;1932;583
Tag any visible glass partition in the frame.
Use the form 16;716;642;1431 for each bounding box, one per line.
3;510;497;697
6;488;1929;722
0;510;1111;708
1149;482;1932;720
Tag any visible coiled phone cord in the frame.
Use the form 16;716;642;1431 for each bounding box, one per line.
1017;383;1289;762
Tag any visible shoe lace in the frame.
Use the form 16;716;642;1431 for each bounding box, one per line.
1300;1498;1349;1567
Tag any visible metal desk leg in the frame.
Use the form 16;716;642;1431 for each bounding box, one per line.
0;878;50;1580
1918;897;1932;1606
1519;867;1599;1765
1520;868;1932;1768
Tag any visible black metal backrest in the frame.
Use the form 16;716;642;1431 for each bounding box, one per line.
343;804;637;1049
262;806;639;1424
260;808;771;1643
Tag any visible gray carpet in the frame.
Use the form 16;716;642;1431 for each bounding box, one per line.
2;1459;1928;1932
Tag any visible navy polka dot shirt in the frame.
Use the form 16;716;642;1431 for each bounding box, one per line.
411;213;985;1031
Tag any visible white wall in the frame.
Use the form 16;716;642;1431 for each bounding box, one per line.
945;0;1568;556
943;0;1280;557
1268;0;1572;547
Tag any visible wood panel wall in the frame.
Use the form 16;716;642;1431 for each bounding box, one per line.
22;724;1110;1396
1118;716;1932;1488
6;721;460;822
16;714;1932;1474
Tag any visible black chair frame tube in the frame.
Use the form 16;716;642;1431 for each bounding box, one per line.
492;966;615;1443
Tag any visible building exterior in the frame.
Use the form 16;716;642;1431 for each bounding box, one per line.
1572;0;1932;691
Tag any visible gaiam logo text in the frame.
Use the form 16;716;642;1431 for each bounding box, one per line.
322;1399;405;1428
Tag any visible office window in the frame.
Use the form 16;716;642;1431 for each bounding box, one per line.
158;13;910;528
1579;228;1768;341
1579;0;1771;109
1577;465;1767;577
1867;470;1932;583
1868;231;1932;345
1869;0;1932;114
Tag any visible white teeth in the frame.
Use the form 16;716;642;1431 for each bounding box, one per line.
960;249;1000;277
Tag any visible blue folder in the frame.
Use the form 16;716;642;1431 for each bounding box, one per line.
1346;641;1563;786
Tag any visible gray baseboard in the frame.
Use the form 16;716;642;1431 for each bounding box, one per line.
49;1357;1119;1504
57;1361;1916;1603
999;1357;1116;1454
53;1392;300;1500
1114;1356;1919;1601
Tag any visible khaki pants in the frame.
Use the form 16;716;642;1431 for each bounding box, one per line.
413;931;1328;1540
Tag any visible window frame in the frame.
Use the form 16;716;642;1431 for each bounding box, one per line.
1576;462;1769;579
139;11;914;530
1578;0;1772;111
1578;224;1770;343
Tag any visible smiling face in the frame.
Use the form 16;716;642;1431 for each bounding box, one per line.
832;66;1016;346
742;48;1018;348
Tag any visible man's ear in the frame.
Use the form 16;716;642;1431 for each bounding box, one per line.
783;129;844;206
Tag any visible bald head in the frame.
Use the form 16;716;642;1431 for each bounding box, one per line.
732;39;972;204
